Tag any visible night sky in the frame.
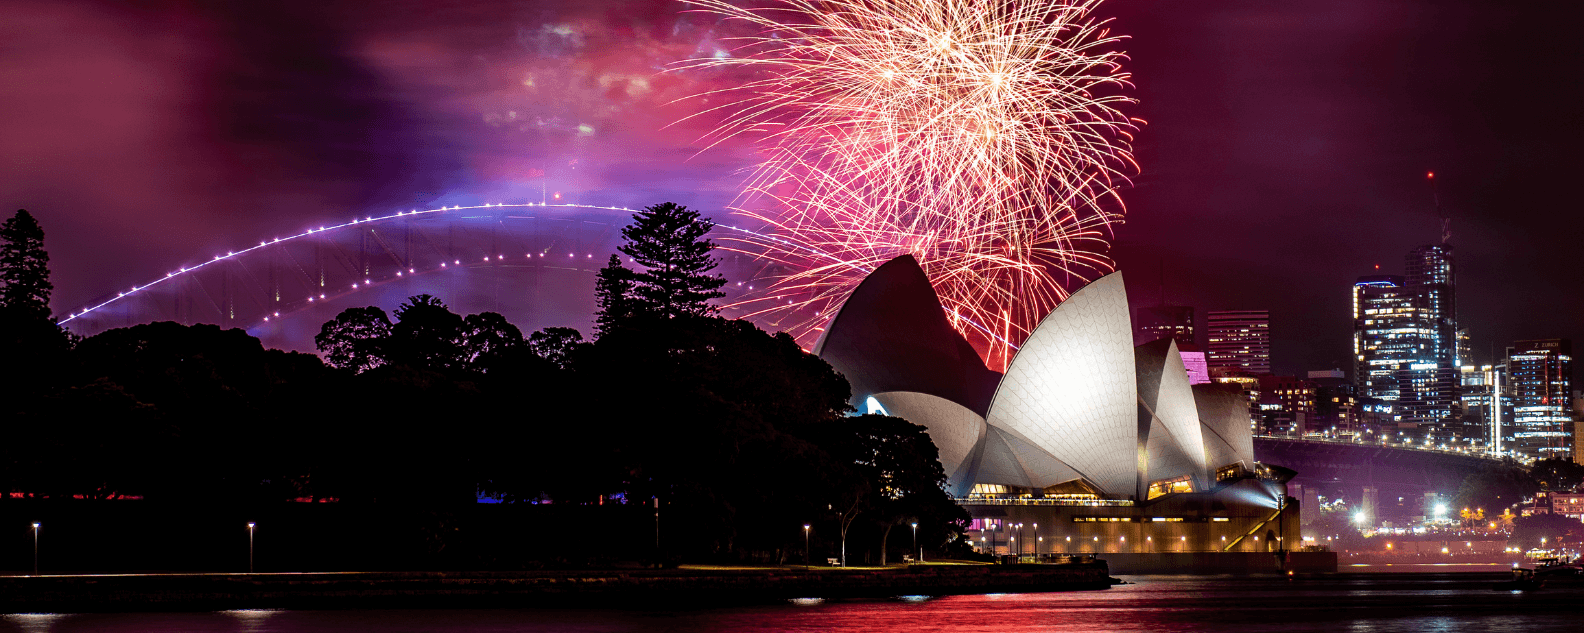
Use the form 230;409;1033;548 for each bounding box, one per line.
3;0;1580;378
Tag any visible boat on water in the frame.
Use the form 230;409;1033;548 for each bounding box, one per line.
1492;566;1543;591
1533;557;1583;581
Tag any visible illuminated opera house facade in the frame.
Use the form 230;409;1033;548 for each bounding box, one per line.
815;256;1302;562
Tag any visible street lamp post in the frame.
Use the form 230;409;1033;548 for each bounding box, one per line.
911;522;919;564
247;523;256;573
838;510;846;567
803;524;811;570
31;522;40;576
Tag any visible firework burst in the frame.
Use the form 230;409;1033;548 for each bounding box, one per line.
679;0;1138;369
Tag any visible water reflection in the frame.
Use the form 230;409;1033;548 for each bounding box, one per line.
1;614;68;633
222;609;282;633
3;576;1579;632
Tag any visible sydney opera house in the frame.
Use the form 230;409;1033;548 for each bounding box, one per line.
815;256;1304;568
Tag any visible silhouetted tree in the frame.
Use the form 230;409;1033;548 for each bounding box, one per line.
315;306;393;372
0;209;52;317
618;202;725;320
7;379;165;500
593;254;637;337
1452;464;1536;515
1531;458;1584;491
527;326;585;370
1511;513;1583;551
387;294;465;371
0;209;70;395
64;322;339;500
0;203;969;568
813;414;968;564
460;311;524;368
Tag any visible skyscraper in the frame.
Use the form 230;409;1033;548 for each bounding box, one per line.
1352;245;1462;440
1352;275;1416;401
1405;245;1457;367
1207;310;1271;375
1509;339;1573;461
1460;364;1494;451
1405;245;1461;430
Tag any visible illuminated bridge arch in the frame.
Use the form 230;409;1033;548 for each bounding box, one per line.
60;203;779;350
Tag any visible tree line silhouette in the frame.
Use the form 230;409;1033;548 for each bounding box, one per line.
1;204;971;569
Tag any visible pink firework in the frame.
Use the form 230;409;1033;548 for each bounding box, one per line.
679;0;1139;369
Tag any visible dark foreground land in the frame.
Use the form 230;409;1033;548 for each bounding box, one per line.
0;562;1113;613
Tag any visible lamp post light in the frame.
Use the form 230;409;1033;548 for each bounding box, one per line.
1015;523;1024;558
911;522;919;564
247;522;256;573
837;509;846;567
803;524;811;570
31;522;40;576
1037;536;1043;558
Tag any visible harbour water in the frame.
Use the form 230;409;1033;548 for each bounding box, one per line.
2;572;1578;632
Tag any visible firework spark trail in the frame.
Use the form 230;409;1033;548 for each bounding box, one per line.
677;0;1139;368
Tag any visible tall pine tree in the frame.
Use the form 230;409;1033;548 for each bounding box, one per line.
593;254;637;337
617;202;726;320
0;209;53;318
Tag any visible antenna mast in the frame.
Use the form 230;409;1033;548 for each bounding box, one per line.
1428;171;1450;244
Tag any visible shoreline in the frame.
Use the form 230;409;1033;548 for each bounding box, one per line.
0;563;1114;613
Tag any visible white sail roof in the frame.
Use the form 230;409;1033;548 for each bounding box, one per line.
985;272;1139;497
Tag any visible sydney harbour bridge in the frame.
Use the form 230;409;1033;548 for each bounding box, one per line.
59;202;783;353
59;202;1505;515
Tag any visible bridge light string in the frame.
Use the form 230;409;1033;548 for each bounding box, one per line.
61;203;641;325
222;223;801;331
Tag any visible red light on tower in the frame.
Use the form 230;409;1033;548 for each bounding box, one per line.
1427;171;1435;179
